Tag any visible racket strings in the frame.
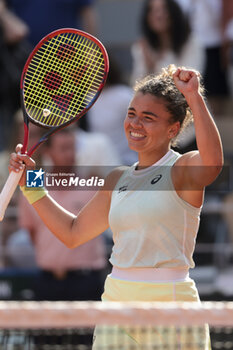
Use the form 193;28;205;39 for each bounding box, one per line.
26;34;104;97
28;33;67;123
25;37;104;105
23;31;106;127
74;40;103;117
25;34;103;124
24;35;69;125
49;33;105;112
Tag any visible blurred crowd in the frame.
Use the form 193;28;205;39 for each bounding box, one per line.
0;0;232;301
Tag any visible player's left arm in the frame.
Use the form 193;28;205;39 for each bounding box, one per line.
173;68;224;189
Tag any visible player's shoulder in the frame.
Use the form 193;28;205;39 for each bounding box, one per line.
104;166;129;191
174;150;199;167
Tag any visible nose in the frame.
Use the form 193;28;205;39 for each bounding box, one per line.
130;116;142;129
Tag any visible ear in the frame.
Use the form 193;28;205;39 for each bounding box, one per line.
168;121;180;139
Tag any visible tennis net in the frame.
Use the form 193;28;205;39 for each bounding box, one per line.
0;301;232;349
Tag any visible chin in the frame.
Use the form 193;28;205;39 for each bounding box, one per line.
128;143;143;153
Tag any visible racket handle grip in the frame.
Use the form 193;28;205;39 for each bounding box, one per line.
0;167;25;221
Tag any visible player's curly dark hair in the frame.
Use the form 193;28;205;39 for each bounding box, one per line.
134;65;205;145
141;0;191;55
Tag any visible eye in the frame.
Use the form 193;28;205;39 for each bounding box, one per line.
144;116;153;121
127;112;135;118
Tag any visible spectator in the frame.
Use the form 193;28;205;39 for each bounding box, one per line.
182;0;233;112
0;0;28;44
18;127;108;302
0;0;30;151
18;129;104;345
4;226;36;269
7;0;98;47
130;0;204;85
88;53;137;165
40;126;122;173
75;127;121;170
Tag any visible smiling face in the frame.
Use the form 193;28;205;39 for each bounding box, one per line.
124;92;179;165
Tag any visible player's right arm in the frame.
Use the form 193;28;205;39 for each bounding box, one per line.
10;144;124;249
33;188;111;248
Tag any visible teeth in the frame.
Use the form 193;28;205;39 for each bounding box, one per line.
130;132;145;138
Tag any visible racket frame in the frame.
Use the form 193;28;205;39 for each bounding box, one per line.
20;28;109;156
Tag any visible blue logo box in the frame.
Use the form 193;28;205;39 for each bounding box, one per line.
26;169;45;188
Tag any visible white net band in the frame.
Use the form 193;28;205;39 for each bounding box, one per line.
0;301;232;329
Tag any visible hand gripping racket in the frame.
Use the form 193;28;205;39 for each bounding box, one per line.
0;28;109;221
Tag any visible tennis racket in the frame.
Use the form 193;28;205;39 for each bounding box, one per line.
0;28;109;221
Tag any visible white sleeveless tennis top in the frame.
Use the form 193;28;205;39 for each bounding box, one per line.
109;149;201;269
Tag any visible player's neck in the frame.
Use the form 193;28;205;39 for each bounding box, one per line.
137;147;170;169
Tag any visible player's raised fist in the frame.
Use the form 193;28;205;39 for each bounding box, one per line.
173;68;200;97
